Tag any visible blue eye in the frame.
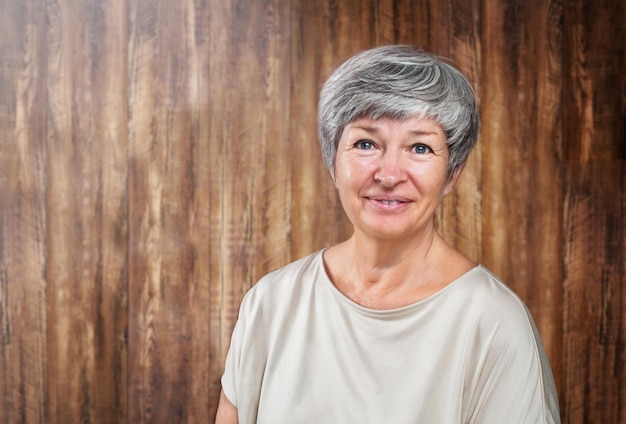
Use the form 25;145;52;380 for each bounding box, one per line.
355;140;374;150
412;144;432;154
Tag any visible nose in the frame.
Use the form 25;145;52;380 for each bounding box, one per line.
374;152;406;187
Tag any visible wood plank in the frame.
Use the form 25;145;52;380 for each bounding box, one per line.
0;0;47;422
562;162;624;423
562;0;625;421
127;0;212;422
207;0;292;417
373;0;430;45
45;0;128;422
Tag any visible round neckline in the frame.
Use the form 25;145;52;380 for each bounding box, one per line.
316;248;483;315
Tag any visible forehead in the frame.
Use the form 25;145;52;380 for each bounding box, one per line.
342;115;445;138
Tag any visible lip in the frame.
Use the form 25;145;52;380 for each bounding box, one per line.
366;195;412;210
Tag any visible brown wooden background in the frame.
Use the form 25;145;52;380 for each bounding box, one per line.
0;0;623;422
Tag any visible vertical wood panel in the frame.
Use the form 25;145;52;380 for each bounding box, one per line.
562;162;624;423
45;0;128;421
127;0;211;421
373;0;430;45
0;0;47;422
207;0;292;417
481;0;564;397
562;0;625;421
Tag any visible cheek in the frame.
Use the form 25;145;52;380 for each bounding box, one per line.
334;173;356;195
334;157;366;187
409;164;449;193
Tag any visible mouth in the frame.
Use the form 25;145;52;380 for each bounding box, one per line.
367;196;411;208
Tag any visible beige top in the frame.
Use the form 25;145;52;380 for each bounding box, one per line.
222;250;560;423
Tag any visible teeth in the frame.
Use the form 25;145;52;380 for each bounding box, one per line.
381;200;399;205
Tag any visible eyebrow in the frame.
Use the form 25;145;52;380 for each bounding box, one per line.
350;125;440;137
408;130;440;137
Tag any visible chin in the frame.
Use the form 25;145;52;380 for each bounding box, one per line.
359;226;415;241
355;217;431;241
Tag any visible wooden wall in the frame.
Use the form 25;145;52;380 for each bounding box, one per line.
0;0;623;422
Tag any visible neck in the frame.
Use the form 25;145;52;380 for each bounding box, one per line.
323;223;476;309
342;225;442;290
355;220;437;262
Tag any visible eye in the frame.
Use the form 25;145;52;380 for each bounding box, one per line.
412;144;432;155
354;140;375;150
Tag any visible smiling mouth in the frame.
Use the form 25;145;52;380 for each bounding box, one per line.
369;197;410;207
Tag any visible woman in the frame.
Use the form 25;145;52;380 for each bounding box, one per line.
216;45;560;423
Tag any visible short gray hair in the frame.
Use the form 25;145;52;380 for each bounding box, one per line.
318;45;479;176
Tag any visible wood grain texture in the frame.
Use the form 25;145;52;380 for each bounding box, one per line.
207;0;291;416
563;162;624;423
0;0;47;422
481;0;564;398
45;0;128;421
0;0;624;422
127;0;211;421
562;0;625;421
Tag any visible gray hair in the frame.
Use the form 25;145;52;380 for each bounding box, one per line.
318;45;479;177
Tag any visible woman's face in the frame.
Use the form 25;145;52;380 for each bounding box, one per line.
333;115;456;242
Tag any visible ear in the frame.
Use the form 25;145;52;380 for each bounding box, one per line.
443;165;464;196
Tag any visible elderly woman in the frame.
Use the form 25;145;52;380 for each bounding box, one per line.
216;45;560;423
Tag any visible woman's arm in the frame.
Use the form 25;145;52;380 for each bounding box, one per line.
215;389;238;424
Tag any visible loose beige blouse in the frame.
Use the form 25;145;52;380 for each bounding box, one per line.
222;250;560;423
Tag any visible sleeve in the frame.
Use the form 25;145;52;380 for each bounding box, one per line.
220;301;248;408
466;306;560;424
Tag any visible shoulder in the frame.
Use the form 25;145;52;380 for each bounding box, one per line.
453;268;560;422
451;266;540;341
238;249;325;315
456;266;530;313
